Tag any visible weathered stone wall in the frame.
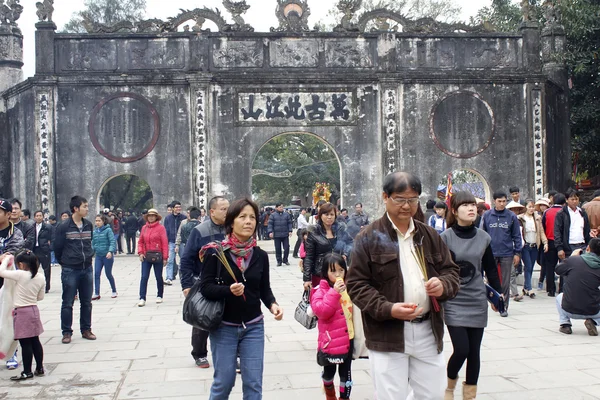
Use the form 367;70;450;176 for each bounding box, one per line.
0;27;570;216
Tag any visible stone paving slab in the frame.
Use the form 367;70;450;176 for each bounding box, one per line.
0;239;598;399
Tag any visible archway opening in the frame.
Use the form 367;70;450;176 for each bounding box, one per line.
437;169;491;205
98;174;154;214
251;133;342;208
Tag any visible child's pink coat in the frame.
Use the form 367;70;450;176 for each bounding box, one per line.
310;279;351;356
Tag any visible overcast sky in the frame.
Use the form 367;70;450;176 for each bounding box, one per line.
17;0;495;79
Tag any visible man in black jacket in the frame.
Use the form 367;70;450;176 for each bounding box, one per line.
124;211;139;254
54;195;96;344
10;198;35;250
555;188;591;262
555;238;600;335
33;210;53;293
268;203;292;266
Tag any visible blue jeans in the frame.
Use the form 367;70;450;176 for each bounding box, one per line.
94;255;117;295
51;251;56;264
522;245;539;291
139;261;164;300
166;242;177;280
556;293;600;326
61;266;93;334
209;320;265;400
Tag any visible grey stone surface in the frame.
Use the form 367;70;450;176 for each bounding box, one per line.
0;240;599;399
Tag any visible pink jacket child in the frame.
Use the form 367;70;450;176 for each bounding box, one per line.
311;279;351;357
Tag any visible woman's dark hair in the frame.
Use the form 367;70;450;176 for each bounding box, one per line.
320;253;347;286
225;198;260;236
299;228;308;238
15;250;40;279
525;198;535;207
434;201;447;210
476;202;488;215
446;191;477;227
318;203;338;227
426;199;436;210
95;214;110;226
383;172;422;196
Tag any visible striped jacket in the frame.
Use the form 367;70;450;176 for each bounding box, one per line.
54;217;94;269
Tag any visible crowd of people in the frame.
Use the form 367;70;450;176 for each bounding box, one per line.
0;178;599;400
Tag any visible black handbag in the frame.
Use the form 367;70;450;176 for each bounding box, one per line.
182;261;225;332
146;251;163;264
294;290;318;330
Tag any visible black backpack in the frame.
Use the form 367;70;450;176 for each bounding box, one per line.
181;220;200;244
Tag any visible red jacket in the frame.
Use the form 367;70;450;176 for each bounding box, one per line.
543;205;562;241
137;222;169;259
311;280;351;356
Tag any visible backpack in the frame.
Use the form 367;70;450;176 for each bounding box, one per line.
181;220;200;244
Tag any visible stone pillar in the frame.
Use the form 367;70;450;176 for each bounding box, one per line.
189;79;211;210
35;22;57;75
0;31;23;93
34;87;57;218
542;22;568;90
519;21;541;72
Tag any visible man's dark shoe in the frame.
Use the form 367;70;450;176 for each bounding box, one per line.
548;292;556;297
559;324;572;334
284;261;290;266
195;357;210;368
500;311;508;317
584;319;598;336
277;263;282;267
82;330;97;340
10;372;33;381
34;367;45;376
61;333;72;344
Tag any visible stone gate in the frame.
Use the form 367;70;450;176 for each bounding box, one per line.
0;0;571;217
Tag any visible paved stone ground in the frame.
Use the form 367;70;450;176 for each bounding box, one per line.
1;239;600;399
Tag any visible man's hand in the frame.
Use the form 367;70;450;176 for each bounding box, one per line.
230;283;245;297
544;243;549;253
270;303;283;320
289;232;292;237
303;281;312;291
269;233;273;239
183;288;190;297
139;254;145;262
391;303;423;321
591;229;598;238
424;277;444;297
558;250;566;260
163;259;168;266
106;252;113;260
513;255;521;267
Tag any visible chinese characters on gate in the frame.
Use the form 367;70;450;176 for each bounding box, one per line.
531;90;544;198
238;92;354;124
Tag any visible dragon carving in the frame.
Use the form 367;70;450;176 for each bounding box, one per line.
222;0;254;32
0;0;23;33
333;0;362;32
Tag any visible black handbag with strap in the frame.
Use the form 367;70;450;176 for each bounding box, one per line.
182;260;225;331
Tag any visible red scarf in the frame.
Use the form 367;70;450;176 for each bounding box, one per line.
199;235;257;273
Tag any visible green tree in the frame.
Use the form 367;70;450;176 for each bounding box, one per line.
99;175;153;213
473;0;600;177
252;135;341;207
63;0;147;33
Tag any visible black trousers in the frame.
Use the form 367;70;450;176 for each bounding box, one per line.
274;236;290;264
34;248;51;292
126;232;137;254
323;357;353;399
19;336;44;374
544;240;559;295
116;234;124;253
446;326;485;385
293;229;303;257
191;327;209;359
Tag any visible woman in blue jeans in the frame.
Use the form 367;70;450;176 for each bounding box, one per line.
137;209;168;307
201;198;283;400
91;214;117;299
518;200;548;298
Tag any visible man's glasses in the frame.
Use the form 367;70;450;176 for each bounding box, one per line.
388;197;420;206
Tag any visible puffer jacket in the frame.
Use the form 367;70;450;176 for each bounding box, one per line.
303;222;353;282
92;224;116;257
138;222;169;259
311;279;351;356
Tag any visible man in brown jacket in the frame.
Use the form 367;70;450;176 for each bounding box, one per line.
347;172;460;400
583;189;600;238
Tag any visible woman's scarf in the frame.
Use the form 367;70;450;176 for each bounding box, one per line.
199;235;257;273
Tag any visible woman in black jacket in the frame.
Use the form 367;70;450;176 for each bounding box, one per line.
303;202;353;290
200;198;283;400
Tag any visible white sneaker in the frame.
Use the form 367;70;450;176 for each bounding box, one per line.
137;299;146;307
164;279;172;285
156;297;163;304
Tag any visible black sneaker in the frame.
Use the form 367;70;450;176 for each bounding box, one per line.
559;324;572;334
34;367;45;376
10;372;33;381
195;357;210;369
276;263;282;267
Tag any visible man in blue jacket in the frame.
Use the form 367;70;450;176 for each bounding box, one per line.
481;190;523;317
180;196;229;369
268;203;293;266
53;195;96;344
163;201;187;285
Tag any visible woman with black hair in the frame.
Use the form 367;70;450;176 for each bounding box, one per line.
200;198;283;400
440;191;502;400
0;251;46;381
303;203;353;290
